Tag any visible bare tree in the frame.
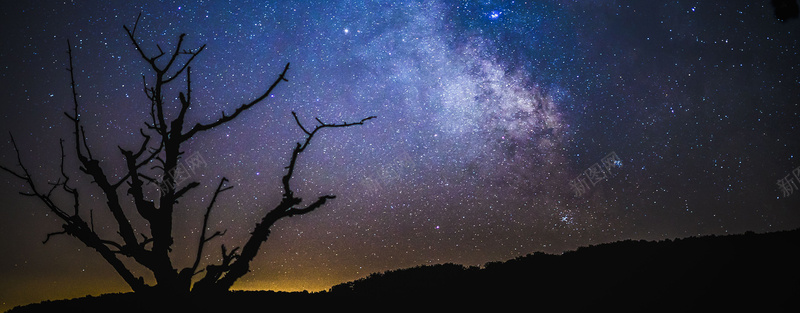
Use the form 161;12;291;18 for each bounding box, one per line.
1;14;375;295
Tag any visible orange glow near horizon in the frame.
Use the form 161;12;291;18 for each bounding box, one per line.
0;273;365;312
4;0;800;311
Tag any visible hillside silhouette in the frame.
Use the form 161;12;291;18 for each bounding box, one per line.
330;228;799;310
10;229;799;312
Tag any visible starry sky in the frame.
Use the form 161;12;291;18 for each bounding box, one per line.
1;0;799;310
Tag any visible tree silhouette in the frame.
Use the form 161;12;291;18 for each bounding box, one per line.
1;14;375;295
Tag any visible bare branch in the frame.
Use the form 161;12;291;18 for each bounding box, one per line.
163;43;206;83
177;67;192;121
139;233;154;248
101;239;125;252
130;12;141;37
205;230;226;243
118;145;158;222
286;195;336;217
1;134;144;291
80;126;94;160
1;133;71;221
111;128;163;189
190;177;232;275
58;139;80;217
174;181;201;201
43;229;68;244
5;14;380;295
0;160;27;181
65;40;142;254
66;40;85;164
192;244;239;288
204;112;375;292
282;114;376;198
182;62;291;141
124;15;166;66
302;115;376;151
221;245;239;264
292;111;311;135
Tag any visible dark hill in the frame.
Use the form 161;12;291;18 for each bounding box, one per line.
329;229;799;310
10;229;799;312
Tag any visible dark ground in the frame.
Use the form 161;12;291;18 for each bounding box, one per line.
9;228;799;312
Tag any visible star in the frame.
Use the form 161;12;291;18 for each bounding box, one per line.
0;1;798;310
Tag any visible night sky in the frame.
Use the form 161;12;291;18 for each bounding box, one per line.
2;0;799;310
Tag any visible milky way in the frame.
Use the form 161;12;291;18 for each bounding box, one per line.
1;0;799;309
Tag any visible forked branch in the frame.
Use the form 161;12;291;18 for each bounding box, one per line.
193;112;375;293
189;177;233;275
182;62;292;141
3;14;379;295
